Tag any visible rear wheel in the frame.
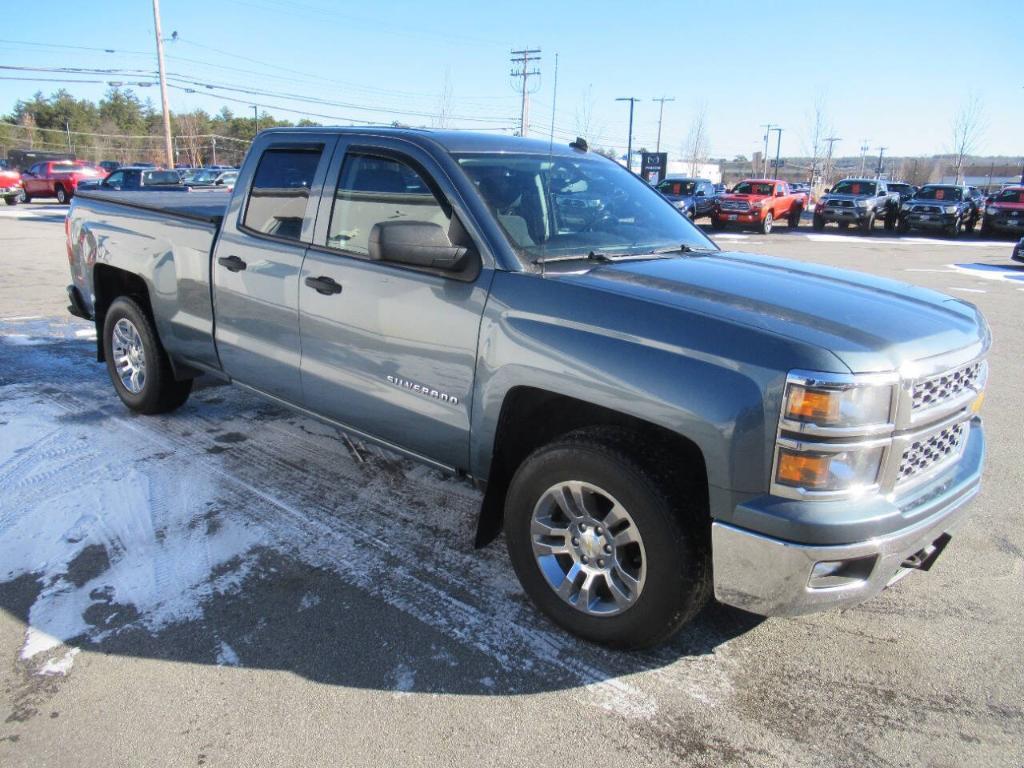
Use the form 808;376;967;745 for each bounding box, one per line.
788;205;802;229
102;296;192;414
883;209;898;231
504;428;710;649
760;211;774;235
55;185;68;204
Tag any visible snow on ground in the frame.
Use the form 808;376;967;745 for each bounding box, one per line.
0;318;736;716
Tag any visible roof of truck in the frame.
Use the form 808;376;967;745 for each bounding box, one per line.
258;126;593;157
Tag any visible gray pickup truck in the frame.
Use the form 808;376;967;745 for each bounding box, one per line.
814;178;901;234
65;128;989;649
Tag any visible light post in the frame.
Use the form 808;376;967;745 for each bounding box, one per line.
616;97;640;172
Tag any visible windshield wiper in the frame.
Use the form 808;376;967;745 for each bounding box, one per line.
533;244;715;268
532;250;615;266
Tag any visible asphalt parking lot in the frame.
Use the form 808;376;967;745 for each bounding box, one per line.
1;202;1022;767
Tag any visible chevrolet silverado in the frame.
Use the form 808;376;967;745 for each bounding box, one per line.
65;128;989;649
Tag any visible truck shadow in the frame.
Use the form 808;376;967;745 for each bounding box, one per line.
0;327;763;704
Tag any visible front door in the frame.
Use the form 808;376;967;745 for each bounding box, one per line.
213;136;336;403
298;141;492;469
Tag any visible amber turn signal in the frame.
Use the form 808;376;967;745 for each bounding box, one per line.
776;450;831;488
785;385;840;423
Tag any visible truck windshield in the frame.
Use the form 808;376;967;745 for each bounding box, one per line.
656;179;697;196
732;182;773;195
456;153;715;260
992;189;1024;204
915;186;962;201
831;181;876;195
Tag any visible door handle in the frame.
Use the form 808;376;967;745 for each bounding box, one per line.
218;255;247;272
305;276;343;295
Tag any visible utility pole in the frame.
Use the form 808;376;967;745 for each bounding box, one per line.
858;139;870;176
760;124;775;177
64;120;72;154
875;146;887;179
151;0;174;168
211;136;217;166
615;97;640;172
253;105;260;135
769;127;783;180
510;48;541;137
986;160;994;192
652;95;674;154
822;136;841;188
548;53;559;148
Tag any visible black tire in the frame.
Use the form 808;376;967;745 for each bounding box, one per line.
946;217;963;238
760;211;774;235
21;192;32;204
504;427;711;650
980;221;992;238
55;185;68;204
898;217;911;234
965;214;977;233
837;221;849;230
788;205;802;229
883;209;898;231
710;217;727;231
859;211;875;235
4;195;18;206
102;296;192;414
812;214;825;231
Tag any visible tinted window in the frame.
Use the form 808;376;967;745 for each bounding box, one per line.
243;147;323;241
993;189;1024;204
325;153;448;256
915;186;962;201
104;171;124;187
733;181;774;195
831;180;876;195
656;179;697;196
142;171;181;185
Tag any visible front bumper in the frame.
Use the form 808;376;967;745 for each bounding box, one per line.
714;209;763;224
0;186;22;196
902;212;958;229
711;418;984;617
817;207;870;223
985;215;1024;233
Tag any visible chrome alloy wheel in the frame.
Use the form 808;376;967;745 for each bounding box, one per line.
530;481;647;616
112;318;147;394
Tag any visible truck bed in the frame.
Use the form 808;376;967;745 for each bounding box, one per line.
75;189;228;223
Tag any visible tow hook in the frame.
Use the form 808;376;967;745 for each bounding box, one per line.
901;533;952;571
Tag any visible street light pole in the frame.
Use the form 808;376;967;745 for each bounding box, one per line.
151;0;174;168
875;146;887;179
769;127;783;180
616;97;640;172
760;124;775;177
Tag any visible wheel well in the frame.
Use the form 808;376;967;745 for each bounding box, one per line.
92;265;152;362
475;387;708;547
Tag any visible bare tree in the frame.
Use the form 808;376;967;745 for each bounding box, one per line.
950;96;985;183
432;69;453;129
573;85;604;144
175;113;204;167
681;101;710;176
803;95;833;190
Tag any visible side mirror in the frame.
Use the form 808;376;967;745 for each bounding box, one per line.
775;189;785;197
369;220;470;271
696;190;705;196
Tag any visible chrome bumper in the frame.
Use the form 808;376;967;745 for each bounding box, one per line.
711;423;984;617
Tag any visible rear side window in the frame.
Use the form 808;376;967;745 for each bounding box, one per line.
243;146;323;241
325;153;449;256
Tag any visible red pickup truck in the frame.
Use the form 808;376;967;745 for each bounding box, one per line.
0;167;24;205
21;161;106;204
711;179;806;234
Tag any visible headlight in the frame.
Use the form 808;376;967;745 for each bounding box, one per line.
985;205;997;215
901;202;911;211
775;445;884;493
674;200;687;209
854;200;869;208
783;378;894;429
944;205;958;214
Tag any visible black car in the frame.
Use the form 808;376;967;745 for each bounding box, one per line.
654;177;717;220
886;181;917;203
898;184;978;237
78;166;188;192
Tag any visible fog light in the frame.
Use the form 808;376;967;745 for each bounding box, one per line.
808;556;876;589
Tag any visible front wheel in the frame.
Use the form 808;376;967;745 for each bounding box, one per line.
3;194;19;206
103;296;192;414
760;211;774;235
812;214;825;231
504;428;710;649
964;214;978;233
884;210;898;231
946;217;963;238
860;211;875;235
898;217;911;234
710;217;727;231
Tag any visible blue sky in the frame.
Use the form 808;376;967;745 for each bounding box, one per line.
1;0;1020;159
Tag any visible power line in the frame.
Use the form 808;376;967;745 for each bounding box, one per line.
509;48;541;137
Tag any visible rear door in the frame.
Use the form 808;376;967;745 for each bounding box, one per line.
212;135;337;403
298;137;493;468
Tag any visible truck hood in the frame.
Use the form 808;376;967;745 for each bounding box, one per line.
562;251;987;373
719;193;769;203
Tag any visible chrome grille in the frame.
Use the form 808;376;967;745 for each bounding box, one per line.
832;200;854;208
912;204;942;214
898;422;968;483
912;361;984;412
719;200;749;211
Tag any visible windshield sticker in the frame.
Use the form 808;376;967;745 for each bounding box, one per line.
936;189;945;200
851;183;860;194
